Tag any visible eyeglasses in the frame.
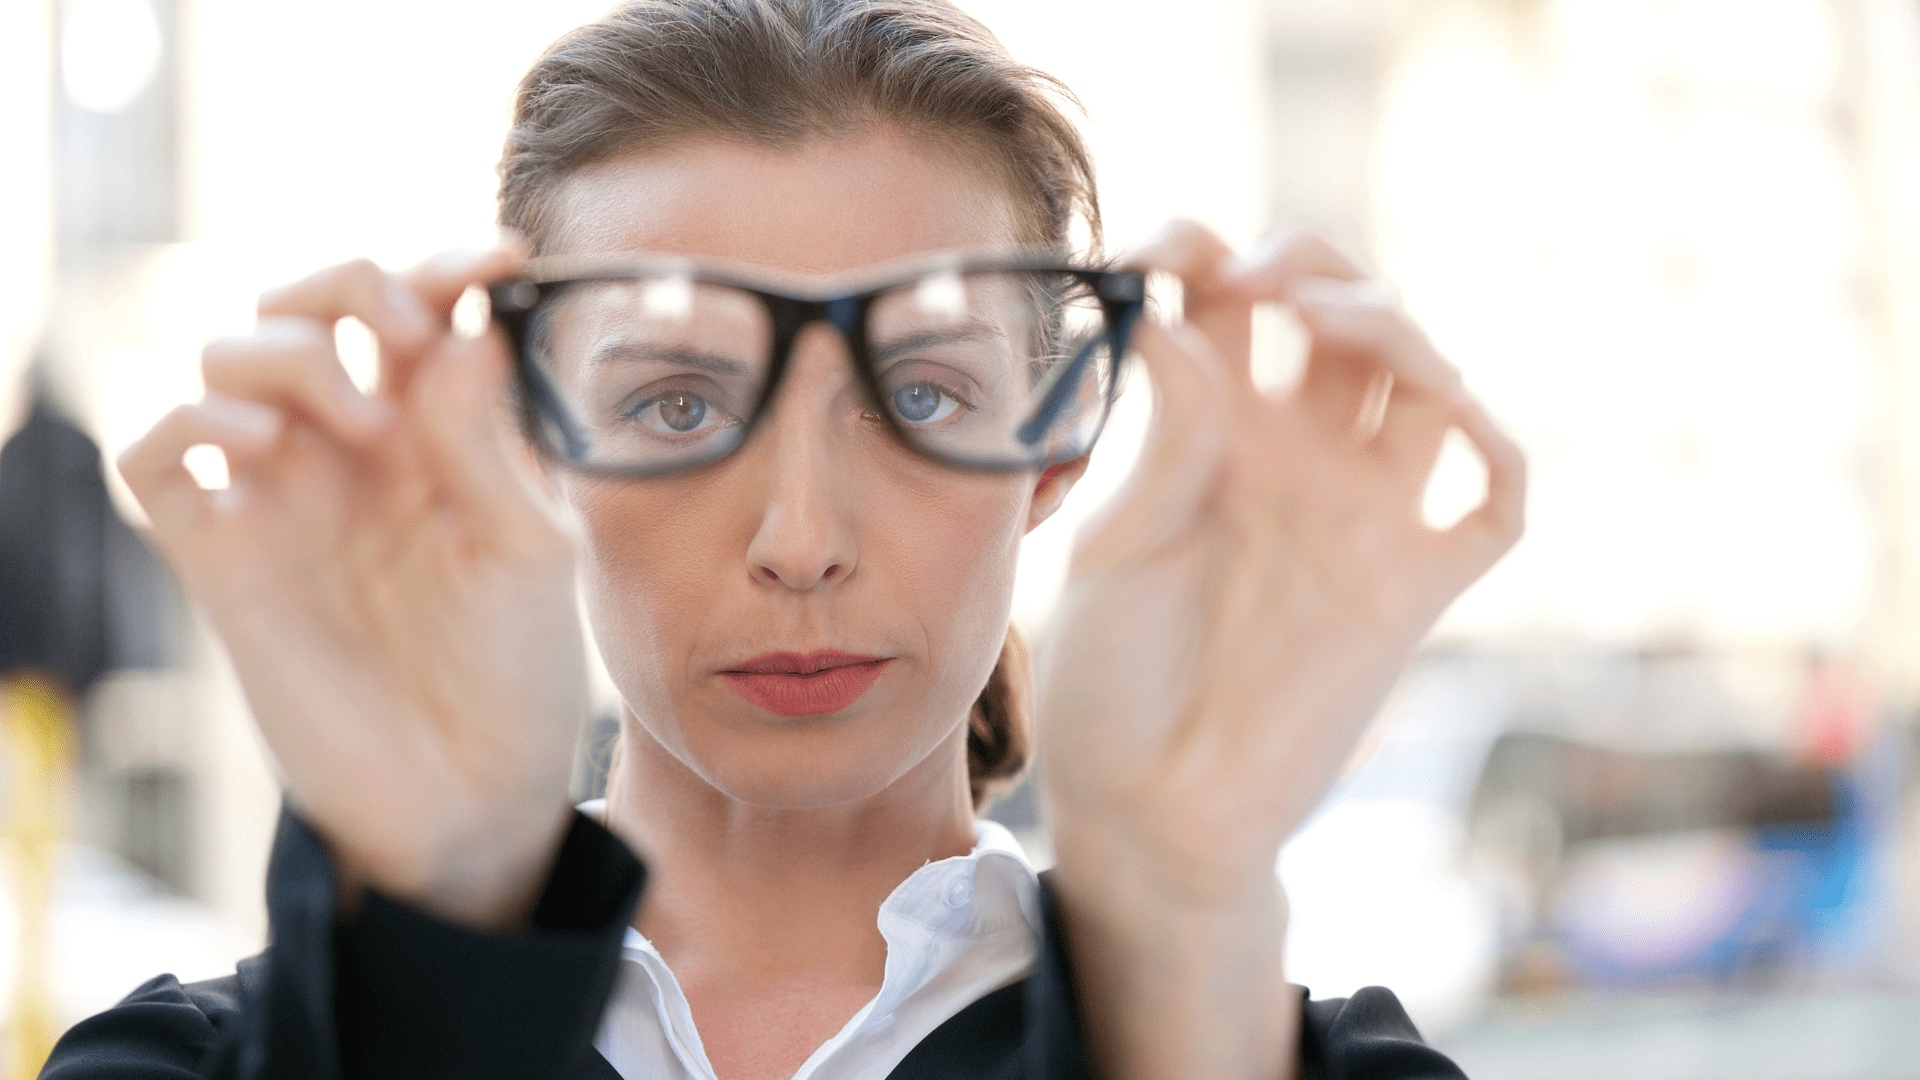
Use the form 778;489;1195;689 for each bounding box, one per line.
489;251;1146;477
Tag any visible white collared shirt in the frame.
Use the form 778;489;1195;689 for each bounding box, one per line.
578;802;1042;1080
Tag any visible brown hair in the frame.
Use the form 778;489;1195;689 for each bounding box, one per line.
497;0;1099;255
967;627;1033;811
500;0;1081;811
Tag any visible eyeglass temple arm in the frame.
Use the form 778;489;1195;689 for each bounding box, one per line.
523;364;592;459
1015;302;1139;448
493;290;594;460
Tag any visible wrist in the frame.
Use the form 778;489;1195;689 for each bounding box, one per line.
1050;818;1289;963
1048;817;1297;1080
332;799;574;932
1050;808;1281;910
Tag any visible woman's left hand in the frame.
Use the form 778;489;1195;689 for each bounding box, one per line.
1038;222;1525;1080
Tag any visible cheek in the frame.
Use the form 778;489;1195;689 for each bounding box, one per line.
560;459;1031;807
873;469;1030;693
566;475;730;692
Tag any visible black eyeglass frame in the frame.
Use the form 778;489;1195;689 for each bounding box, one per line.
489;252;1148;478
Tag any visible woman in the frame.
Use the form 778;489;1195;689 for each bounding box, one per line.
45;2;1523;1079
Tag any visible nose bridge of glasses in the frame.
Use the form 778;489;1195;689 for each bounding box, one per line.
761;294;875;412
749;320;870;509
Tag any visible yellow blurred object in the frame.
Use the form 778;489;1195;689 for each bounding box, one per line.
3;675;72;1080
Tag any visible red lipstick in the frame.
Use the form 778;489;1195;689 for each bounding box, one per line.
721;651;892;717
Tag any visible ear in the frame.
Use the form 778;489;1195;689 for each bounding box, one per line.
1027;456;1090;532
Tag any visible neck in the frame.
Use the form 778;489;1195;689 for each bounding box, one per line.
601;715;978;991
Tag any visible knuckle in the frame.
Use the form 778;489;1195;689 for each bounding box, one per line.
199;340;254;381
337;256;383;284
203;321;331;383
1137;219;1231;276
253;317;334;357
1277;228;1368;281
332;258;390;304
258;257;382;314
1274;228;1335;264
116;428;157;473
1494;504;1527;544
121;407;189;473
1161;218;1216;249
113;442;144;482
200;335;252;368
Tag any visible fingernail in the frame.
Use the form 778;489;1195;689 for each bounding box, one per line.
203;395;283;443
425;247;485;277
1223;245;1277;279
496;229;533;259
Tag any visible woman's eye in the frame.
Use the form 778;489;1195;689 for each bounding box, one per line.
890;382;961;424
628;391;727;434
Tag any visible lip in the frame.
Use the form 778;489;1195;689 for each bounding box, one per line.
721;651;893;717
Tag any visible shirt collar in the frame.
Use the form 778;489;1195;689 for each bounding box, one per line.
573;800;1042;950
583;802;1041;1080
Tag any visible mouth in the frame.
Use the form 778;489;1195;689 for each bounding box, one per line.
720;651;893;717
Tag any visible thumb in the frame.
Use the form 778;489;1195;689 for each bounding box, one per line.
1073;321;1231;574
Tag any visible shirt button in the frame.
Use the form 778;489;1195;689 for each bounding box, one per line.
943;875;974;908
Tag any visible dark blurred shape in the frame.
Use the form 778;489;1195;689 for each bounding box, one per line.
0;383;184;703
1473;732;1837;844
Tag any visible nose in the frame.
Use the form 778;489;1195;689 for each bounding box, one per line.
743;324;859;592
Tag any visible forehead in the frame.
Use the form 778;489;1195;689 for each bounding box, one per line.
542;127;1023;276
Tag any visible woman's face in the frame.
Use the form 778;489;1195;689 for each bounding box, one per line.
545;128;1075;809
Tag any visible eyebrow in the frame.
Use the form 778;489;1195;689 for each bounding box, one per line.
588;342;750;377
872;322;1009;364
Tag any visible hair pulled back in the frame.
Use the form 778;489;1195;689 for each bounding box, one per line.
498;0;1100;254
500;0;1096;811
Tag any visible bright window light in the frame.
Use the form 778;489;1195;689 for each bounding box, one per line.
60;0;162;114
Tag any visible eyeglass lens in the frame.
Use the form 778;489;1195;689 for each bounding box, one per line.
521;269;1121;474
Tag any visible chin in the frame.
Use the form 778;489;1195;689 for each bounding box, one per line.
705;766;908;810
659;703;964;811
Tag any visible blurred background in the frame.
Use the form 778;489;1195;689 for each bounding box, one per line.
1;0;1918;1076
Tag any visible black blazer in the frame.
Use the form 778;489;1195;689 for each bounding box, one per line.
40;809;1465;1080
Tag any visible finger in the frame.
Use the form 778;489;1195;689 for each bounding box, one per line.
388;247;530;394
1293;278;1459;395
1292;277;1463;448
1375;382;1453;484
1073;321;1232;573
257;257;438;356
1221;228;1370;301
1441;396;1527;565
1295;281;1456;474
1122;220;1252;384
202;319;394;447
117;396;284;536
408;329;566;556
403;246;529;320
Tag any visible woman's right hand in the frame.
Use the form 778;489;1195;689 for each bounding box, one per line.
118;251;587;930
